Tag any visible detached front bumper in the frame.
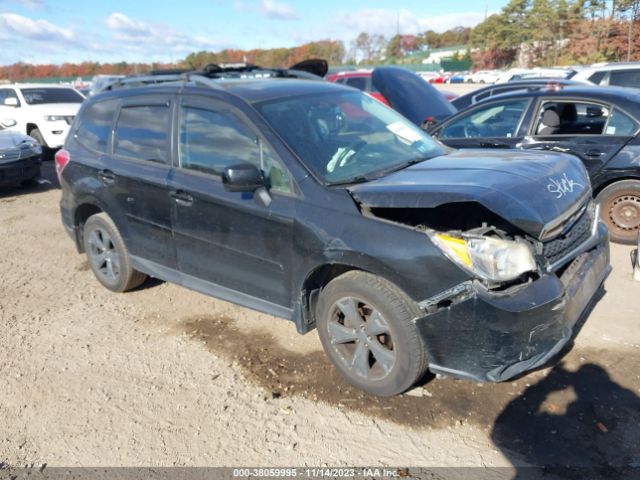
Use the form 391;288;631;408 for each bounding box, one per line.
416;223;610;382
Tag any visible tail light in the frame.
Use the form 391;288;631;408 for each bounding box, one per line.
54;149;70;179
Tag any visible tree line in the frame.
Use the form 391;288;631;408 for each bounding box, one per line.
471;0;640;68
0;41;345;81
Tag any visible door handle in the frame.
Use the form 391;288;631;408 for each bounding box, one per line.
585;149;605;157
169;190;194;207
98;169;115;184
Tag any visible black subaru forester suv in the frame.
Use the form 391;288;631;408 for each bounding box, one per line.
58;70;611;396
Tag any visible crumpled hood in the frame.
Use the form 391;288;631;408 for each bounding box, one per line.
348;149;591;239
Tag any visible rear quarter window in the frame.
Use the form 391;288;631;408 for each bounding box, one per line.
75;99;118;153
609;69;640;88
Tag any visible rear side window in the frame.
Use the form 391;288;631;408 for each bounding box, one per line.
609;69;640;88
75;99;118;153
114;105;170;164
345;77;367;91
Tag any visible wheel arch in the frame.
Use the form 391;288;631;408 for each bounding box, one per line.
296;255;413;335
593;174;640;198
73;202;104;253
593;176;640;244
26;122;39;136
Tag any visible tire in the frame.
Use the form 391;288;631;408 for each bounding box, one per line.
316;271;428;396
29;128;55;161
29;128;47;147
83;213;147;292
595;180;640;245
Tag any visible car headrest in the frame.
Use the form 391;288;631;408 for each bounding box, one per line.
542;108;560;127
560;103;577;123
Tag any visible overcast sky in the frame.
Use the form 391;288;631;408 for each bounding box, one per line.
0;0;506;65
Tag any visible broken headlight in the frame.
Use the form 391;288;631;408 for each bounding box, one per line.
429;232;537;282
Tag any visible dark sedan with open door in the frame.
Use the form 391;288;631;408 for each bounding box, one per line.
429;86;640;244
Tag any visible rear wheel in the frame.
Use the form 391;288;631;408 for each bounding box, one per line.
83;213;147;292
316;271;428;396
595;180;640;245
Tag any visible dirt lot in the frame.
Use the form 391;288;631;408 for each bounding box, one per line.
1;161;639;475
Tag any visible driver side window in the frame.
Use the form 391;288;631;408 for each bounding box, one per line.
440;99;529;139
179;106;292;193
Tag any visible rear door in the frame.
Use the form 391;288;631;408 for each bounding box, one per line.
107;95;177;269
520;98;637;176
168;94;297;310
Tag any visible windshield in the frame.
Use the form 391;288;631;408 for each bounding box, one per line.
255;91;446;184
19;88;84;105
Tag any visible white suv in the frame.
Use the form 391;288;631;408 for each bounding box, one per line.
572;62;640;89
0;84;84;150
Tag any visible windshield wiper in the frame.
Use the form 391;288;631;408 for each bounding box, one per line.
328;156;434;186
371;155;433;177
327;175;370;186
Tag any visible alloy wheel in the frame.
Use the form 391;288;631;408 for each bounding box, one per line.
327;297;396;382
87;227;121;283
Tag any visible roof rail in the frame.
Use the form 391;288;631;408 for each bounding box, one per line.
103;58;328;92
183;74;225;90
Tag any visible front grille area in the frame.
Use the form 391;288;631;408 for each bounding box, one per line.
543;204;594;266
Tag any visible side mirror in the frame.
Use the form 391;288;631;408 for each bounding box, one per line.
222;163;265;192
421;116;438;132
0;118;17;129
3;98;18;107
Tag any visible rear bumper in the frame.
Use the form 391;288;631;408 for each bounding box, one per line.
416;223;611;382
0;156;41;183
60;202;79;246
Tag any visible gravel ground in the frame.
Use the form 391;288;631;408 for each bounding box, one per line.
1;161;639;475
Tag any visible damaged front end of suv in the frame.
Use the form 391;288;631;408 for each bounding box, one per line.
349;150;610;383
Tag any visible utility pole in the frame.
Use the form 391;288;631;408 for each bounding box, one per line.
628;1;638;61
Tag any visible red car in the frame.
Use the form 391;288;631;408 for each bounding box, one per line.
327;69;457;103
328;67;457;128
325;70;389;105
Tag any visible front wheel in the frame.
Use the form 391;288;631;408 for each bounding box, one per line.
83;213;147;292
595;180;640;244
29;128;54;160
316;271;428;396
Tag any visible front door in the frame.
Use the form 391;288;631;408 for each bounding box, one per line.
169;95;297;310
